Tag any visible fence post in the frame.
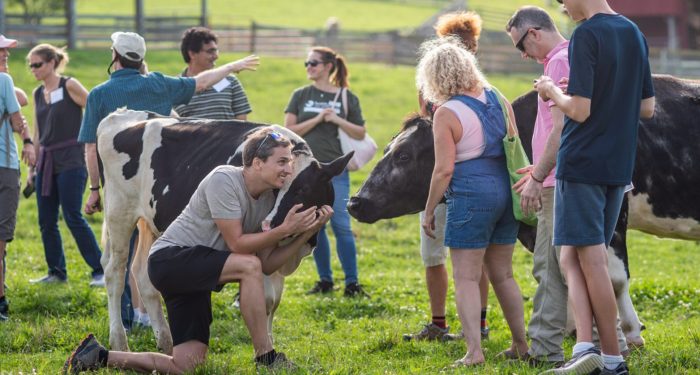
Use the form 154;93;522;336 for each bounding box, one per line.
135;0;145;35
200;0;208;27
250;21;257;54
0;0;5;35
65;0;77;49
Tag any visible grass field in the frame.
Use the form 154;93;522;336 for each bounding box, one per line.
1;50;699;374
5;0;567;32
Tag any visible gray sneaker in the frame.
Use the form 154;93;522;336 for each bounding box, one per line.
257;351;297;371
30;274;67;284
89;274;105;288
403;323;452;341
64;333;108;374
600;362;629;375
539;348;603;375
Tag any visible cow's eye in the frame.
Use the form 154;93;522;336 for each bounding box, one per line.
398;153;410;162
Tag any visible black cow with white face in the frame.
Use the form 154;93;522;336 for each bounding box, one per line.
97;109;351;353
348;75;700;348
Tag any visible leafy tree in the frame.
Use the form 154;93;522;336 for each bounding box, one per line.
9;0;64;24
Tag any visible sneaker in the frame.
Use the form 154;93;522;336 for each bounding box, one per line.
0;312;7;321
540;348;603;375
343;282;369;297
600;362;629;375
306;280;334;295
481;326;490;340
403;323;451;341
89;274;105;287
64;333;108;374
30;274;67;284
0;298;8;316
256;351;297;371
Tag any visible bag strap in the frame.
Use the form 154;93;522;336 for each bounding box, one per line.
330;87;349;120
490;86;518;138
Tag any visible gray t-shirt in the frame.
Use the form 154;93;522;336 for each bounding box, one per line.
150;165;275;255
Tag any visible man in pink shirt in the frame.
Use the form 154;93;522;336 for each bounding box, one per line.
506;7;629;368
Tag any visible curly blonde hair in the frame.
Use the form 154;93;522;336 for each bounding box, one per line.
434;11;482;53
416;37;488;105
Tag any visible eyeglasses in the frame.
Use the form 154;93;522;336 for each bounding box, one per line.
515;27;541;52
304;60;321;68
29;62;44;69
254;131;283;158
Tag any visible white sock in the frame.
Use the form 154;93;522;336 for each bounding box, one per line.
602;354;624;369
572;342;595;356
133;308;141;321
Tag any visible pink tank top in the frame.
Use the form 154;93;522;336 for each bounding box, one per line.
443;92;486;162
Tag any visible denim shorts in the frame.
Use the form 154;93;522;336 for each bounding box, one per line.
553;179;625;247
444;174;519;249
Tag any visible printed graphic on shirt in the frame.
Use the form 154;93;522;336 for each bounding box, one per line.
303;100;341;114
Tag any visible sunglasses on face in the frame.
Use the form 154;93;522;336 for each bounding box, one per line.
255;131;283;157
304;60;321;68
515;27;541;52
29;62;44;69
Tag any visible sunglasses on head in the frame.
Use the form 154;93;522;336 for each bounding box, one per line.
516;27;541;52
304;60;321;68
29;62;44;69
255;131;283;157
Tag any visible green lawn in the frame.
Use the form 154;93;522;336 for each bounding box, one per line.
5;0;568;31
1;51;699;374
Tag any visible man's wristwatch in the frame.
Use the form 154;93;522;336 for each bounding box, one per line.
90;186;100;191
23;138;33;145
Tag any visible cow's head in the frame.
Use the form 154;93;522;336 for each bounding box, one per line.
264;151;354;231
347;114;434;223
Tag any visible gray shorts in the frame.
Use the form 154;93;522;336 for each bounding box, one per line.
419;203;447;267
0;167;20;242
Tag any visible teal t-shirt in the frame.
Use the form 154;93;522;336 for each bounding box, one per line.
284;85;364;162
0;73;21;170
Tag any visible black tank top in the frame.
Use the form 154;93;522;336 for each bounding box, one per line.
34;76;85;174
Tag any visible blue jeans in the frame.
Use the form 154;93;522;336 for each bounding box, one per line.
36;167;103;279
313;170;358;286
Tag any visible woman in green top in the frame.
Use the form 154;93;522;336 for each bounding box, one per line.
284;46;367;297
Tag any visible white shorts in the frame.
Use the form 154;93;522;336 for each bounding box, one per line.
419;203;447;267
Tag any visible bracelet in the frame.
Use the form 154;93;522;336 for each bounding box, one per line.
530;172;545;183
23;138;33;145
89;186;100;191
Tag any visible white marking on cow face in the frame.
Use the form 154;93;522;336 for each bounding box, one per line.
162;185;169;195
628;193;700;240
385;125;418;155
261;153;314;231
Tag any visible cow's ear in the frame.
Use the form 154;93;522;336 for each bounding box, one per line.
321;151;354;178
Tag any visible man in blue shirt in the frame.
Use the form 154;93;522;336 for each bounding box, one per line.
534;1;655;374
0;34;34;322
78;31;258;330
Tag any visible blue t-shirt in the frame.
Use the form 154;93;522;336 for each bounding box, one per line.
557;13;654;185
78;69;196;143
0;73;21;170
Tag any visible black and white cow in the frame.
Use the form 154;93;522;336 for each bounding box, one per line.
97;109;351;353
348;75;700;348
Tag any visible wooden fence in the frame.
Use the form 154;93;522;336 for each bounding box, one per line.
3;12;700;77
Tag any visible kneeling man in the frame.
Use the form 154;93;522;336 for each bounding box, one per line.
65;128;333;374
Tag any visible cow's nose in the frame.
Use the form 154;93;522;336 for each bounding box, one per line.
347;196;362;214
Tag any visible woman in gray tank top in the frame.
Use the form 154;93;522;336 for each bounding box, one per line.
26;44;104;286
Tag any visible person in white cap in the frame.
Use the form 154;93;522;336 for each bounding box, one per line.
0;33;35;321
76;31;259;332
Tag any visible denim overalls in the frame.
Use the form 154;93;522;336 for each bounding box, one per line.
443;89;519;249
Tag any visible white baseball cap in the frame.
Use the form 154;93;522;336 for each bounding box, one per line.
0;35;18;49
111;31;146;61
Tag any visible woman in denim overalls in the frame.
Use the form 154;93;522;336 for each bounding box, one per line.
417;38;528;366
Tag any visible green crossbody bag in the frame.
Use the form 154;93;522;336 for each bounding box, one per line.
492;87;538;226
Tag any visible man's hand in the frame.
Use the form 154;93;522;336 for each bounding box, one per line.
85;190;102;215
21;145;36;167
534;75;556;102
421;209;436;239
306;205;333;234
513;165;533;193
231;55;260;73
280;203;317;236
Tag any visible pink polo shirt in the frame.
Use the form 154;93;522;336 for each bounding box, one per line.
533;40;569;188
